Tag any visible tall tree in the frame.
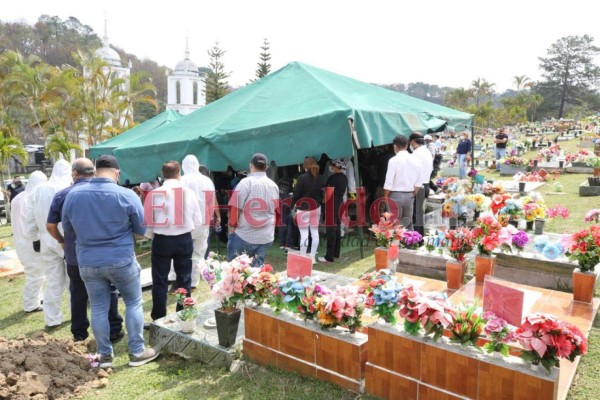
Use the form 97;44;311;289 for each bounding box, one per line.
444;88;473;111
255;38;271;80
44;131;81;161
203;42;230;104
0;131;27;183
513;75;530;92
538;35;600;118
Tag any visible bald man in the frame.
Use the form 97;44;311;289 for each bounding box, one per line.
47;158;124;342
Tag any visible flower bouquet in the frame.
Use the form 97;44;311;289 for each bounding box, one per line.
362;273;402;323
516;313;588;372
369;212;405;248
584;154;600;168
471;214;512;256
398;284;422;335
317;285;364;333
546;206;569;220
512;230;529;252
175;288;198;321
416;293;454;342
448;302;486;346
200;252;227;288
482;182;505;197
503;156;527;167
490;194;512;215
245;264;278;305
211;254;257;311
444;227;475;262
297;283;330;320
566;226;600;272
499;199;524;220
585;209;600;223
482;311;515;357
468;193;491;213
399;230;423;250
271;276;312;313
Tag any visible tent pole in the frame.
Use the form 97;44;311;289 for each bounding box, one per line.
348;119;365;259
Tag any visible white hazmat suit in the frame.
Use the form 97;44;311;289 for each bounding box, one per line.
180;155;216;287
11;171;48;312
26;160;72;326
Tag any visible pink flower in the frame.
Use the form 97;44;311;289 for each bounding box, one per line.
485;318;504;333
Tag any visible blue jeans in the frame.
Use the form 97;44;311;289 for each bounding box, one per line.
457;153;467;179
495;148;506;169
80;259;145;357
227;232;271;267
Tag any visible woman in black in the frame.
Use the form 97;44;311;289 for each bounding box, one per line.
318;159;348;263
292;157;325;262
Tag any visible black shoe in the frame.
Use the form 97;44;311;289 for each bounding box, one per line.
143;322;152;330
110;330;125;343
45;324;61;332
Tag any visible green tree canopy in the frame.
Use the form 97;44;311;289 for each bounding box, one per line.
538;34;600;118
255;38;271;80
203;42;230;104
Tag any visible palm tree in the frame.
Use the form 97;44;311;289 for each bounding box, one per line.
525;93;544;121
514;75;530;92
444;88;473;111
119;71;157;128
44;131;82;162
0;131;27;184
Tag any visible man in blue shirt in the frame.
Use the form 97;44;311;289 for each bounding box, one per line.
47;158;124;343
62;155;159;368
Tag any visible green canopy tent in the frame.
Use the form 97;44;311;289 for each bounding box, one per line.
89;109;183;158
113;62;473;184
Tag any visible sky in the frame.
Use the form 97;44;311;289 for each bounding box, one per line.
3;0;600;92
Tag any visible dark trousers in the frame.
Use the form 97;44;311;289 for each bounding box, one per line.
66;263;123;341
151;232;193;321
325;223;341;261
412;185;429;236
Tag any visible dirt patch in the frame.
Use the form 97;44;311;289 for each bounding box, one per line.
0;332;110;399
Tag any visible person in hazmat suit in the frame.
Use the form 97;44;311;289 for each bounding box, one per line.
26;159;72;328
11;171;48;312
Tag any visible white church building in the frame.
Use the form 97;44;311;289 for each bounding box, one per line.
167;39;205;115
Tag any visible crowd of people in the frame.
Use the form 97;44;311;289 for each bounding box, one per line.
7;130;447;367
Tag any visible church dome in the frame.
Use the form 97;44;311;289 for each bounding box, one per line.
174;58;198;75
95;45;122;67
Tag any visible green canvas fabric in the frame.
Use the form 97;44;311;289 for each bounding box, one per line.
89;109;182;158
113;62;472;184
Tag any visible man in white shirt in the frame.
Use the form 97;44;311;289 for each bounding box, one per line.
383;135;421;230
409;133;433;236
144;161;202;321
180;155;220;288
228;153;279;267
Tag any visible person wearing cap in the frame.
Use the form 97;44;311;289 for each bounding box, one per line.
145;161;202;322
25;159;72;329
383;135;420;231
227;153;279;267
318;159;348;263
62;155;159;368
409;133;433;236
46;158;124;343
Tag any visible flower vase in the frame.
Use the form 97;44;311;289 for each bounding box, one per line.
533;159;538;167
531;363;540;372
594;167;600;177
473;210;481;220
374;247;388;271
573;268;597;303
446;259;465;290
475;254;496;283
526;220;534;231
546;155;551;162
449;217;457;230
458;215;467;227
214;307;242;348
518;181;526;194
534;219;545;235
509;218;519;229
179;318;196;333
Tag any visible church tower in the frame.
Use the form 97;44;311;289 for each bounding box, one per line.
94;18;130;82
167;38;205;115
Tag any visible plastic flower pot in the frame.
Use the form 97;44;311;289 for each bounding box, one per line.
533;159;538;167
559;160;564;168
446;259;465;290
534;219;545;235
475;254;496;283
179;318;196;333
518;181;526;194
573;269;597;303
214;308;241;347
594;167;600;177
374;247;388;271
526;221;534;231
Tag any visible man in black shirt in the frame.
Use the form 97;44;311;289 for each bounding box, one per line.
318;159;348;263
7;176;25;202
494;128;508;169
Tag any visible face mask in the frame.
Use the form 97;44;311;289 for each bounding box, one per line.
409;145;415;152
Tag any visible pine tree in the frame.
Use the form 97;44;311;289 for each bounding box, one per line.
255;38;271;80
203;42;230;104
538;35;600;118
